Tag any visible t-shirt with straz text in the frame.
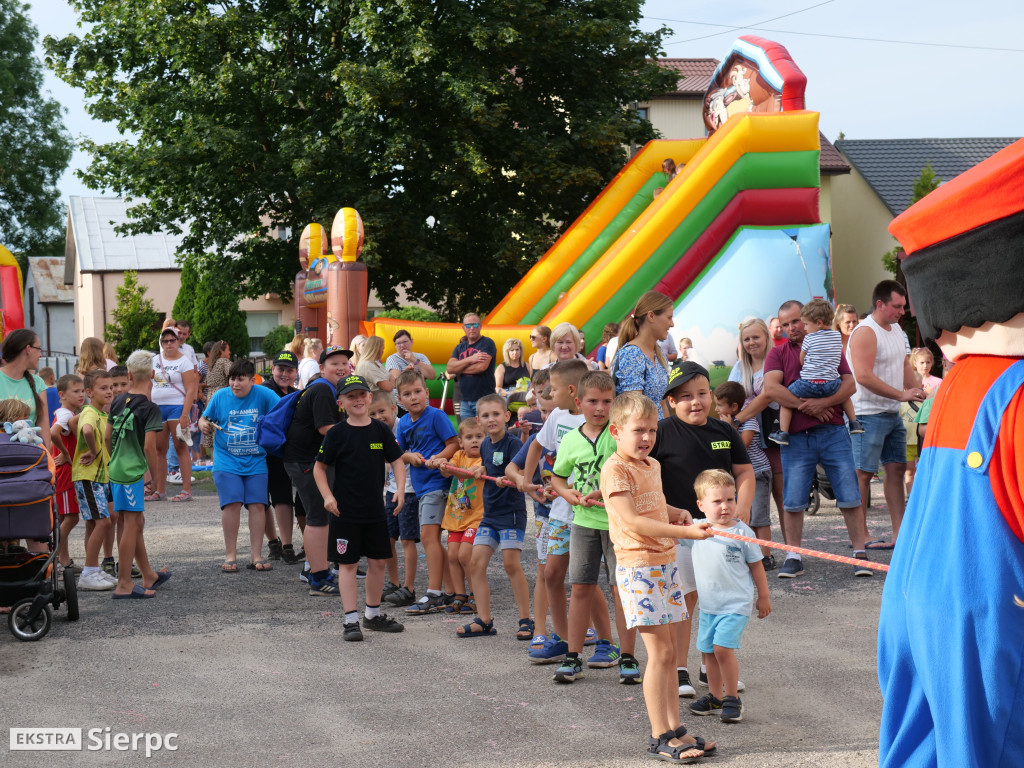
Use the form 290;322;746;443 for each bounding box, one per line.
317;418;403;523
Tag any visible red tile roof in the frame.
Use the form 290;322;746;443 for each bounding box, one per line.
656;58;720;95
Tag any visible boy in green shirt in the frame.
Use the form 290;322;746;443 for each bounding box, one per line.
73;370;115;591
549;371;641;684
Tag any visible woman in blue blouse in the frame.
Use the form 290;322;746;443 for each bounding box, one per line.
611;291;674;417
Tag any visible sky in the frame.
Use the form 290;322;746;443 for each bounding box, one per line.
25;0;1024;201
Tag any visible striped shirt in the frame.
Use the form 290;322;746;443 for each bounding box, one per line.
800;329;843;381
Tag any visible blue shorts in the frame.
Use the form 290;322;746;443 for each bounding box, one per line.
781;424;861;512
213;471;269;509
417;489;446;527
110;479;145;513
460;400;478;418
385;491;420;542
74;480;110;520
546;518;571;557
697;611;749;652
474;524;525;551
788;378;841;399
851;411;907;473
159;404;184;422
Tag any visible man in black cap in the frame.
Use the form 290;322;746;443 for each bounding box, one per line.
262;350;305;563
649;360;754;699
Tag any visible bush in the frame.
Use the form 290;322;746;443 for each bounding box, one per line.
191;272;251;358
375;306;442;323
172;259;201;326
261;324;294;359
105;270;161;361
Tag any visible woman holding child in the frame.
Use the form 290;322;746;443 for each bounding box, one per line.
611;291;674;417
0;329;50;448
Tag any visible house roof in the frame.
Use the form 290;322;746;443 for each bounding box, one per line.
67;196;186;274
819;134;849;175
834;138;1021;216
27;257;73;303
657;58;720;96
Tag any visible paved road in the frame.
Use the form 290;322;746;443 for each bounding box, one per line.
3;476;894;767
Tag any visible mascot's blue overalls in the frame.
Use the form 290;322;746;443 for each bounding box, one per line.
878;356;1024;767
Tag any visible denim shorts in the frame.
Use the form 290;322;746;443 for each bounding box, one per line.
750;469;773;528
460;400;478;419
697;611;749;652
474;524;525;551
417;489;446;527
213;471;268;509
568;524;616;585
781;424;861;511
547;519;571;557
851;411;907;473
788;378;841;399
385;491;420;542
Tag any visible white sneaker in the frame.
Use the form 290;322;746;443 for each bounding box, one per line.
79;571;115;591
99;570;118;585
167;471;183;485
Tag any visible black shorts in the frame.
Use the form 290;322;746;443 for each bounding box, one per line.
267;456;296;507
328;518;392;565
284;461;328;526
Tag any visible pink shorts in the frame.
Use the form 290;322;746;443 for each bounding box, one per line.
447;527;477;545
55;487;79;517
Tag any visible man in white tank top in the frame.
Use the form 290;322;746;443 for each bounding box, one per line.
847;280;926;548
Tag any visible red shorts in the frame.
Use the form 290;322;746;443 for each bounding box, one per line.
447;527;477;545
55;487;80;516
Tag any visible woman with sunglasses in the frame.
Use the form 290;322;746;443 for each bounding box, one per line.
528;325;555;371
151;327;198;502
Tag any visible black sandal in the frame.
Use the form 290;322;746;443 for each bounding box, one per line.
457;617;496;637
646;731;704;763
516;617;535;640
675;725;715;756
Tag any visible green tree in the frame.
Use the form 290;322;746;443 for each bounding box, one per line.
261;324;294;359
104;270;161;361
171;259;201;327
45;0;673;318
191;272;251;359
882;163;942;277
375;306;443;323
0;3;73;263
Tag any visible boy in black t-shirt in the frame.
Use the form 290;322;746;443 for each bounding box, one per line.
649;361;754;699
313;375;407;642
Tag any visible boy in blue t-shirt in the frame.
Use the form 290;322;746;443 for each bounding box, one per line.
395;369;459;614
198;358;280;571
456;393;531;637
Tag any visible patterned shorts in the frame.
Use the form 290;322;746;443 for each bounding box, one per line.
73;480;110;521
616;563;687;629
535;517;549;563
546;518;571;558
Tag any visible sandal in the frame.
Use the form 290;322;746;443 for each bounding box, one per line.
144;491;165;502
170;491;193;503
462;594;477;614
444;594;469;614
674;725;715;756
457;617;496;637
647;731;703;763
247;560;273;571
516;617;535;641
221;561;238;573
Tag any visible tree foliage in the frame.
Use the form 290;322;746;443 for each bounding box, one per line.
171;259;201;327
261;324;294;359
375;306;443;323
191;272;251;359
0;3;73;260
45;0;673;319
104;270;161;361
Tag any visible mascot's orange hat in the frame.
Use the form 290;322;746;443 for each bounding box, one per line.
889;138;1024;341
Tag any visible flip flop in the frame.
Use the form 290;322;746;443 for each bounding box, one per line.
149;570;172;589
221;561;238;573
866;539;895;550
112;585;156;599
247;560;272;571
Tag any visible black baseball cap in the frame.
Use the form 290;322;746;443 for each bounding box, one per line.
666;360;710;395
337;374;372;396
319;345;354;365
273;351;299;369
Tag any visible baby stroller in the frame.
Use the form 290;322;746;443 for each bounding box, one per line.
806;464;835;516
0;441;78;641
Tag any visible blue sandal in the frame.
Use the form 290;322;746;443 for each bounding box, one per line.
516;617;535;641
457;617;496;637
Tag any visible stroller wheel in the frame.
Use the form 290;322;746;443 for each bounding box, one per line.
63;567;80;622
9;598;52;641
807;486;821;516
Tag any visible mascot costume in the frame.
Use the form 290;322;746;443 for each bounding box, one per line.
878;139;1024;767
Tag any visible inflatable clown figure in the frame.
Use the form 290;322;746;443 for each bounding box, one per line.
878;139;1024;767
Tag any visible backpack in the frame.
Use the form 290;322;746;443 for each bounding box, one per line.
0;441;56;540
256;378;336;458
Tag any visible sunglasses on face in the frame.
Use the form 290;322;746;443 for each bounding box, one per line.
161;337;178;344
463;322;481;330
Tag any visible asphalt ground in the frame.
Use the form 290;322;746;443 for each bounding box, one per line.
2;474;895;767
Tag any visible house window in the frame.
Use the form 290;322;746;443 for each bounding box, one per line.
635;107;649;122
245;311;281;355
28;288;35;326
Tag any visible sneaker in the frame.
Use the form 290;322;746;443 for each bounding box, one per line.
381;581;399;599
768;430;789;446
618;655;642;685
587;639;620;668
583;627;597;646
720;694;743;723
761;553;777;571
101;557;117;577
356;566;367;579
678;669;696;698
266;538;284;561
78;571;116;591
405;592;446;615
689;693;723;716
166;470;183;485
281;545;304;565
697;667;744;692
529;634;548;651
385;586;415;607
362;613;404;633
778;557;805;578
854;552;874;577
529;633;568;664
343;621;363;641
308;576;340;596
131;565;142;578
99;570;118;585
299;565;311;584
848;419;866;435
553;655;584;683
